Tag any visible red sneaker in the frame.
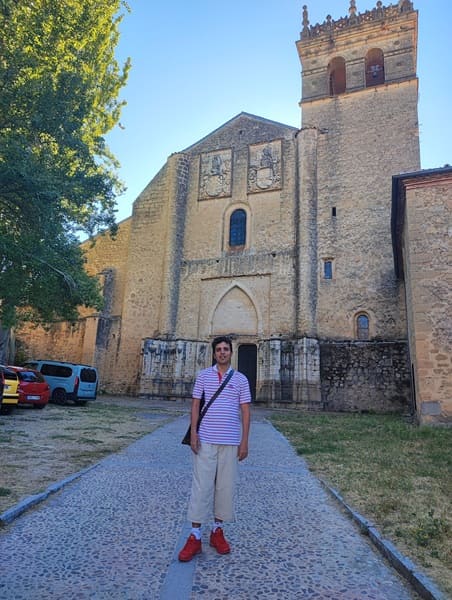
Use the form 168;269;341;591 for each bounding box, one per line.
209;527;231;554
178;534;202;562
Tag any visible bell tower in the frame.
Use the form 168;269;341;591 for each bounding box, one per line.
295;1;420;341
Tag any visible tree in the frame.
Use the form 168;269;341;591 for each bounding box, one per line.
0;0;130;326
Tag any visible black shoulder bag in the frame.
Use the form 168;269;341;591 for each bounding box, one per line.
181;369;234;445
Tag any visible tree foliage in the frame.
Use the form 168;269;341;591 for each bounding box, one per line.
0;0;130;326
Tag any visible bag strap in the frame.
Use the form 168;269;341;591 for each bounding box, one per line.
197;368;234;430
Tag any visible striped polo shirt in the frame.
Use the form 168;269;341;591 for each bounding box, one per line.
193;365;251;445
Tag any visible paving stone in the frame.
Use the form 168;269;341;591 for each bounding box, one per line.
0;414;419;599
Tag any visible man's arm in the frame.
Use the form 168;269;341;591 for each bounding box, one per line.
190;397;201;454
238;402;250;461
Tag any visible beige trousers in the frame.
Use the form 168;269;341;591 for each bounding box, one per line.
187;443;238;524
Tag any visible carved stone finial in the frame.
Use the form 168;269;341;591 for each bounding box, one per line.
302;5;311;37
349;0;358;24
376;0;383;17
398;0;413;12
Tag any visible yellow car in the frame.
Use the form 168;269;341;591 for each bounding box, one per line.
0;366;19;414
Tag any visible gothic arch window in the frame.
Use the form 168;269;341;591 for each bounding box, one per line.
328;57;346;96
365;49;385;87
356;313;370;340
229;209;247;247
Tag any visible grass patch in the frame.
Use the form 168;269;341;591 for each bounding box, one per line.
0;487;12;497
271;412;452;596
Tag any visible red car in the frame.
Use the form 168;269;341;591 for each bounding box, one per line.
8;366;50;408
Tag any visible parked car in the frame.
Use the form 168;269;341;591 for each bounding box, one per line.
0;365;20;414
0;367;4;411
23;360;98;405
9;366;50;409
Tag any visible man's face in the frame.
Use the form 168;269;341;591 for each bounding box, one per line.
214;342;232;366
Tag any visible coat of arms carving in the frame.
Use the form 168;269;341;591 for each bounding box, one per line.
199;149;232;199
248;140;282;193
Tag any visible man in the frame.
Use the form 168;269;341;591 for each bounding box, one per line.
178;336;251;562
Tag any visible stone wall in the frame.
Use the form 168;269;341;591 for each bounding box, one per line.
81;217;132;317
177;114;299;342
139;336;322;408
108;157;189;394
257;337;321;407
17;220;132;390
140;338;210;400
18;320;86;365
320;340;411;413
297;4;419;343
298;86;419;343
401;171;452;422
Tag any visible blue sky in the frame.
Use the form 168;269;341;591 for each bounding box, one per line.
106;1;451;223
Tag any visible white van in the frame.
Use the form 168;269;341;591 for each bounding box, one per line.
23;360;98;405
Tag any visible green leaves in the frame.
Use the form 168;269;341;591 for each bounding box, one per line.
0;0;129;326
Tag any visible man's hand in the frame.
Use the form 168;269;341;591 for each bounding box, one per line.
238;402;250;461
238;441;248;461
190;431;200;454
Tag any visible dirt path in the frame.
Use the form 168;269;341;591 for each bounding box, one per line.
0;396;188;514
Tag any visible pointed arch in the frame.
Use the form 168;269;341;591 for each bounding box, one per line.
210;283;259;336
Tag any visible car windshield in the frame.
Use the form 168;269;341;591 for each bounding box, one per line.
17;370;45;383
3;368;17;380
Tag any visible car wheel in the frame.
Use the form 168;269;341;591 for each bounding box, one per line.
52;388;67;404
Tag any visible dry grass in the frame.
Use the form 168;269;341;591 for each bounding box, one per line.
270;412;452;598
0;397;185;515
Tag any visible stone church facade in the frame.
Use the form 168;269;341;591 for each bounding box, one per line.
18;1;452;422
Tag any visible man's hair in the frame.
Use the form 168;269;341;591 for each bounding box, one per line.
211;336;233;352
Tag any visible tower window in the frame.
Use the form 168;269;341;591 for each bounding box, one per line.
323;260;333;279
365;49;385;87
356;314;370;340
332;207;337;217
328;57;346;96
229;209;246;246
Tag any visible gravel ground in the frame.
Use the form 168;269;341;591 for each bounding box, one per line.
0;395;188;514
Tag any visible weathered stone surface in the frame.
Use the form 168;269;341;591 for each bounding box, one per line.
18;3;450;421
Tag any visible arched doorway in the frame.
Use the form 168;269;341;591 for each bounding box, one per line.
238;344;257;400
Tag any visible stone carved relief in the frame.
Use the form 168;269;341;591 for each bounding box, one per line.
248;140;282;193
199;149;232;199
